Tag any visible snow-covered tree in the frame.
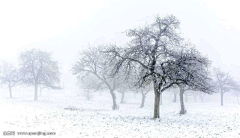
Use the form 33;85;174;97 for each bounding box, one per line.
117;83;129;104
0;61;20;98
72;46;126;110
213;68;238;106
19;49;61;101
77;74;104;100
105;15;212;118
139;84;152;108
175;45;213;115
199;92;206;102
173;91;178;102
38;83;63;97
235;91;240;105
127;66;152;108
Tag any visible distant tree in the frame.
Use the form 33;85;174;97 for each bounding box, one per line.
38;83;63;97
77;74;104;100
199;92;206;102
105;15;212;118
117;83;129;104
19;49;61;101
139;84;152;108
168;88;179;103
235;90;240;105
173;91;178;102
192;91;198;102
178;84;212;115
213;68;238;106
128;79;152;108
0;61;20;98
72;46;125;110
231;84;240;105
184;92;188;102
128;67;152;108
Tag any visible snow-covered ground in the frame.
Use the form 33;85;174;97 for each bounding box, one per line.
0;89;240;138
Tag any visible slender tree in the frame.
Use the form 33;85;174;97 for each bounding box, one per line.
39;83;62;97
72;46;125;110
117;84;128;104
213;68;238;106
0;61;20;98
19;49;61;101
237;91;240;105
173;92;177;102
199;92;206;102
139;84;152;108
77;74;104;100
176;45;213;114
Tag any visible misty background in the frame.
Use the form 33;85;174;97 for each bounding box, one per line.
1;0;240;90
1;1;240;137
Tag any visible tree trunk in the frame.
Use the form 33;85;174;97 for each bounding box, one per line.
86;91;91;100
140;93;146;108
34;83;38;101
237;92;240;105
185;94;188;103
153;84;160;119
179;87;186;115
237;95;240;105
110;90;118;110
200;95;204;103
160;93;163;105
120;92;125;104
173;92;177;102
133;92;136;99
9;86;12;98
194;95;197;102
221;91;224;106
39;85;42;97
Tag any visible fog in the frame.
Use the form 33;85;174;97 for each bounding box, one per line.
0;0;240;137
1;0;240;87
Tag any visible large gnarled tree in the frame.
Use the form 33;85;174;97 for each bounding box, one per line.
105;15;211;118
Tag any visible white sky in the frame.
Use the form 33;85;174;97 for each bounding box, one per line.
1;0;240;88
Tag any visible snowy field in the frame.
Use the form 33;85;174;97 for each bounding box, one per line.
0;89;240;138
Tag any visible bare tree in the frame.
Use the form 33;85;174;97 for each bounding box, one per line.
233;90;240;105
168;88;179;103
39;83;63;97
129;79;152;108
72;46;125;110
19;49;61;101
105;15;211;118
213;68;238;106
0;61;20;98
178;85;212;115
117;84;129;104
77;74;104;100
193;92;198;102
237;91;240;105
173;91;178;102
177;50;213;115
185;92;188;102
139;84;152;108
199;92;206;102
127;65;153;107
